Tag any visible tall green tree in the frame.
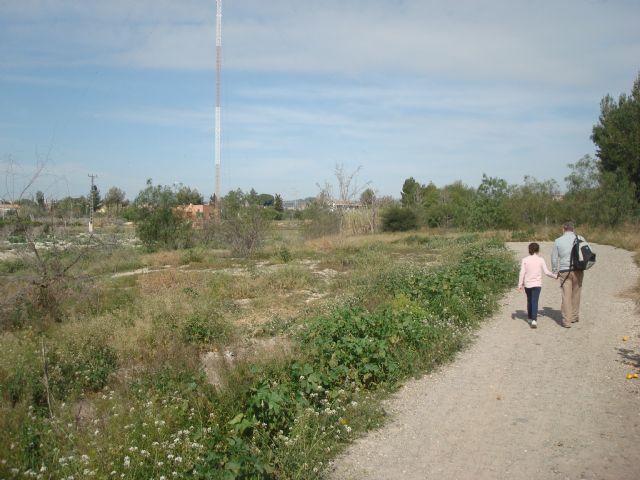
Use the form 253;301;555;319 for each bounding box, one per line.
564;155;637;225
400;177;423;208
470;174;513;230
591;72;640;200
35;190;45;209
439;181;476;228
508;176;561;226
104;186;126;215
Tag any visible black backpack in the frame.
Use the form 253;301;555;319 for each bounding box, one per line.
570;234;596;271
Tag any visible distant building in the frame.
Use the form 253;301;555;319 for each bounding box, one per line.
283;199;308;210
330;201;362;211
0;203;19;218
176;204;214;227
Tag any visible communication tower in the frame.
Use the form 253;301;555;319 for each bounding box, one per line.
215;0;222;212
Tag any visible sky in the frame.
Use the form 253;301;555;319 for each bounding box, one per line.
1;0;639;202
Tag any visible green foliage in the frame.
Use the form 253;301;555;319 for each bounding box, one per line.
134;180;193;251
564;155;639;225
182;248;205;264
89;185;102;212
508;176;562;226
220;189;273;257
301;200;340;238
277;246;292;263
381;205;418;232
591;72;640;201
470;174;513;230
400;177;423;208
104;186;126;215
53;196;87;218
176;185;204;205
0;258;25;274
274;194;284;220
1;335;117;407
182;311;232;345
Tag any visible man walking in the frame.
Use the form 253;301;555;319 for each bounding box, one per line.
551;222;588;328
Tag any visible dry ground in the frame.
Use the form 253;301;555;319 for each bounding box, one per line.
331;242;640;480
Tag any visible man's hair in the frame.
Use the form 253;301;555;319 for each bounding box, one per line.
563;222;575;231
528;242;540;255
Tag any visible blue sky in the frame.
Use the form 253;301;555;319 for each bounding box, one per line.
1;0;639;202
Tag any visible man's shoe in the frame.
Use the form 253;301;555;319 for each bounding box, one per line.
571;318;579;323
530;320;537;329
561;322;571;328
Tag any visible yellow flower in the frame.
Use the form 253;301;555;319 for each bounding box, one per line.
627;374;635;379
338;417;348;425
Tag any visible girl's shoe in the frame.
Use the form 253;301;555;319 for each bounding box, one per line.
530;320;537;328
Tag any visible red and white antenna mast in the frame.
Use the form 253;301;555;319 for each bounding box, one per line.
214;0;222;211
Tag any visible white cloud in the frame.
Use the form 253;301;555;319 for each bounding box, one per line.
2;0;638;90
94;108;214;132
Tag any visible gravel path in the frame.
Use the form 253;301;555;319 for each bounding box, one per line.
330;242;640;480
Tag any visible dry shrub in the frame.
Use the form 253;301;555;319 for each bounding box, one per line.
136;270;210;295
341;209;376;236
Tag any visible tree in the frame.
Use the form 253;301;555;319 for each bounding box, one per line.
563;155;637;225
175;186;204;205
301;200;340;238
381;205;418;232
360;188;376;207
104;187;126;215
219;189;272;256
507;176;561;226
35;190;45;209
54;196;86;219
421;182;441;227
257;193;275;206
591;72;640;200
134;180;192;250
273;193;284;220
438;181;477;228
400;177;423;208
89;185;102;212
274;194;284;212
470;174;513;230
359;188;380;233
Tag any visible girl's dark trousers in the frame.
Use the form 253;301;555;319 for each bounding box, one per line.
525;286;541;320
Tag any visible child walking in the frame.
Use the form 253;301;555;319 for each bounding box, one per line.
518;242;557;328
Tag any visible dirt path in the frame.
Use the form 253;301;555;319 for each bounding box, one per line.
331;242;640;480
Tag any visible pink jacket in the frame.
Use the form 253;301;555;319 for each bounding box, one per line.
518;254;556;288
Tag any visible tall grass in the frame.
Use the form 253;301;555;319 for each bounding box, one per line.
0;235;517;479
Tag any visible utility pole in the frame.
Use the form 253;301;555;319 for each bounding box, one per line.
88;174;97;233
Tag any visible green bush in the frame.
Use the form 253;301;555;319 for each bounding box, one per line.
0;237;517;479
1;335;118;407
181;311;232;345
0;258;25;274
381;206;418;232
136;207;194;251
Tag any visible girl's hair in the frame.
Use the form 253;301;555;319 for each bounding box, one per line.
528;242;540;255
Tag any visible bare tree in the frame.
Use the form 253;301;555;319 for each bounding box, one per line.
334;163;370;203
1;157;96;325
